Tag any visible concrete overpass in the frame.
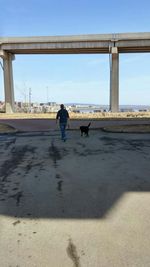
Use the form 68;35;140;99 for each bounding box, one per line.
1;32;150;113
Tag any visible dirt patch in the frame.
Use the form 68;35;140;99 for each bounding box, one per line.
102;124;150;133
0;145;36;182
12;220;21;226
49;141;68;167
9;191;23;206
67;238;81;267
57;180;63;192
0;123;17;133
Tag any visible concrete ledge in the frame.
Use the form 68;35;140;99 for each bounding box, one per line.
0;123;17;133
102;124;150;133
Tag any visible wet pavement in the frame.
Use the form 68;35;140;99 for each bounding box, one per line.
0;129;150;266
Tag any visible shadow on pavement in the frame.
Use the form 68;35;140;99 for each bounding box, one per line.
0;131;150;219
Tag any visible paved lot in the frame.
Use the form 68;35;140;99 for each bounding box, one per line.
0;129;150;267
0;118;150;132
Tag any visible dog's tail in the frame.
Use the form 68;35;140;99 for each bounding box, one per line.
88;123;91;128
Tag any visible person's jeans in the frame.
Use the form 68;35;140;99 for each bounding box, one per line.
59;123;67;141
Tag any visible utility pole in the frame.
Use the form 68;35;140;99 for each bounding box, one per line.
46;86;49;104
29;87;32;113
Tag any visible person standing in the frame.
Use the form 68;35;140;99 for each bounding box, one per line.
56;104;70;141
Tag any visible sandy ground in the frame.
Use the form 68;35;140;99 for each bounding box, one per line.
0;129;150;267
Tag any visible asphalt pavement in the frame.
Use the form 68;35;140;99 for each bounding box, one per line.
0;129;150;266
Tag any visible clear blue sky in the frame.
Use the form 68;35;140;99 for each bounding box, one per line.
0;0;150;105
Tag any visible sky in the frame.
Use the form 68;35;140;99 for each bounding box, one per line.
0;0;150;105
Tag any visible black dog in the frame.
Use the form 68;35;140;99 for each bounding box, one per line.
80;123;91;136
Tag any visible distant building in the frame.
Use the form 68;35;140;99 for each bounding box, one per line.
139;109;149;112
120;108;134;112
47;102;57;106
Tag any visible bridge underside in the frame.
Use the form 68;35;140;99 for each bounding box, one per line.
1;42;150;54
2;48;150;54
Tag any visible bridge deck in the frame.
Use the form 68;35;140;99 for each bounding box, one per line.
1;32;150;54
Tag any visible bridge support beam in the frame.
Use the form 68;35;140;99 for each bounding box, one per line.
110;47;119;112
1;51;15;113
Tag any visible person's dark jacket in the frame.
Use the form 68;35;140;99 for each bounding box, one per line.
56;109;69;123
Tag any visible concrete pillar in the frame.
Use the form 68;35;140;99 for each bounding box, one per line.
2;52;15;113
110;47;119;112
